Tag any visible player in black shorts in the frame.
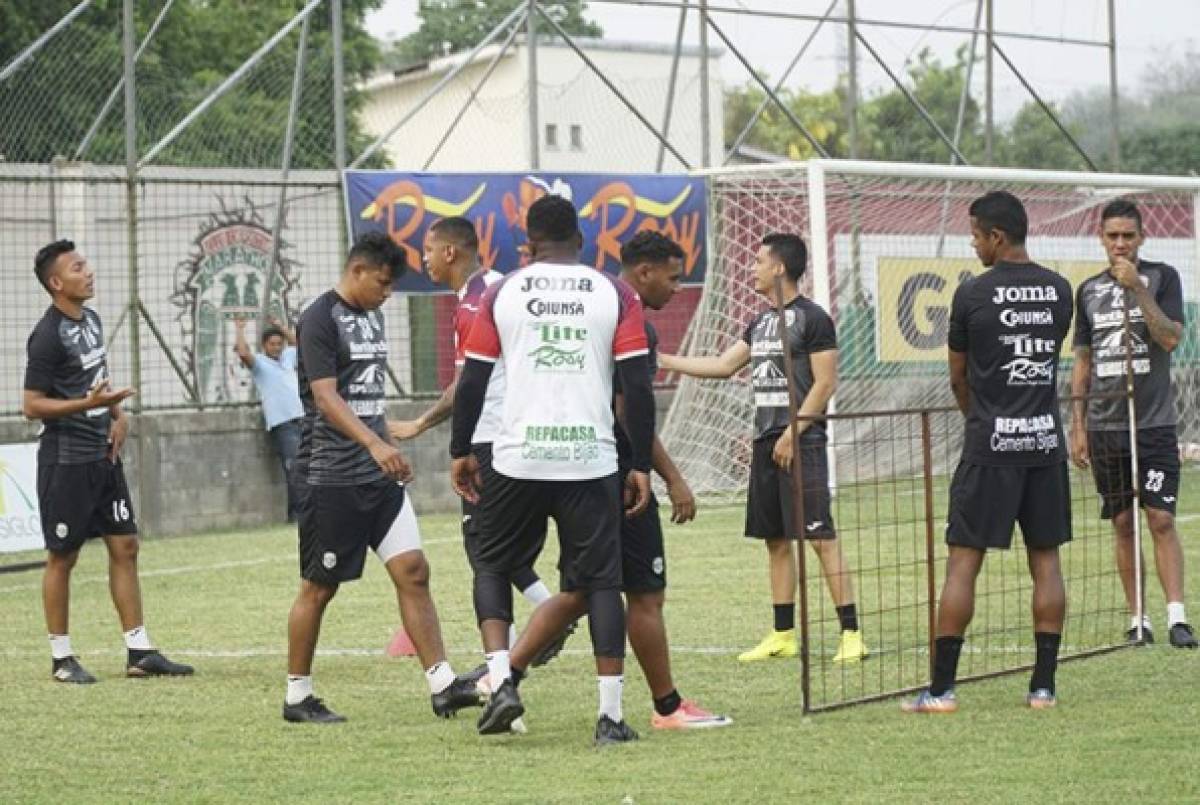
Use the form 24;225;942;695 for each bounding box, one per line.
660;233;866;665
501;232;732;730
283;232;482;724
1069;198;1195;648
904;191;1074;713
24;240;193;684
450;195;656;744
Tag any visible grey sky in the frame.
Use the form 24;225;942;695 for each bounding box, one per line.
366;0;1198;120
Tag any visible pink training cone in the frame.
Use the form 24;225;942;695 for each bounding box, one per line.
386;627;417;657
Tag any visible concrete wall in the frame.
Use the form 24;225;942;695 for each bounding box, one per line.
0;390;674;537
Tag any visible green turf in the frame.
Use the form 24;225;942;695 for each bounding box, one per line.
1;494;1197;803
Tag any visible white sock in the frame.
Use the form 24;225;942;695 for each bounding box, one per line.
425;661;456;695
598;675;624;722
1167;602;1187;627
486;650;511;686
49;634;73;660
286;674;313;705
1130;614;1152;631
124;625;152;651
522;580;553;607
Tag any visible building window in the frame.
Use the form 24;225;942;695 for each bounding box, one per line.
545;124;558;149
569;124;583;151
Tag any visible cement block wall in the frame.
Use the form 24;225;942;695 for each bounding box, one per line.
0;391;673;537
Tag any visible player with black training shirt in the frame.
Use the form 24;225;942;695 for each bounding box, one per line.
24;239;193;684
282;232;482;724
1070;198;1196;648
904;191;1073;713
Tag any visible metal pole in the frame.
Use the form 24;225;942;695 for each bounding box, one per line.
351;3;527;168
846;0;858;158
76;0;175;159
921;412;937;679
1107;0;1120;170
656;0;688;172
698;0;711;167
723;0;837;165
332;0;346;173
0;0;93;83
527;0;540;170
984;0;994;163
261;16;309;330
1122;289;1144;641
934;0;983;258
123;0;141;413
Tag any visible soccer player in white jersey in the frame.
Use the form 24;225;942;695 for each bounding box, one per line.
450;195;656;745
659;234;867;665
387;217;563;668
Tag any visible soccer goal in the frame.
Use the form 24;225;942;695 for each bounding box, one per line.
664;160;1200;711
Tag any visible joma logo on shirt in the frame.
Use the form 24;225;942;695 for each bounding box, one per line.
520;276;594;293
991;286;1059;304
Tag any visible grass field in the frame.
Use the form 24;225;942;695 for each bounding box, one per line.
2;493;1198;803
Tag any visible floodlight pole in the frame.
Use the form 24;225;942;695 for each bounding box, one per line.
698;0;711;167
527;0;540;170
1107;0;1120;170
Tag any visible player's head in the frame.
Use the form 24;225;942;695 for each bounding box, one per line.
34;239;93;301
525;194;582;261
968;191;1027;267
343;231;407;310
1099;197;1145;265
620;231;684;311
260;326;286;359
424;216;479;288
754;233;807;295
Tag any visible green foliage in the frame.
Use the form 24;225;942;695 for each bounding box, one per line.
723;77;849;160
995;100;1092;171
386;0;602;69
1120;124;1200;176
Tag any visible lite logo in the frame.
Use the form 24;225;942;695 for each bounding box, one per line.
527;322;588;371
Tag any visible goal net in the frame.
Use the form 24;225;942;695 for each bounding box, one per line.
662;160;1200;710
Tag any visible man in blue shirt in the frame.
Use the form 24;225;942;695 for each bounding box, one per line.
235;317;305;521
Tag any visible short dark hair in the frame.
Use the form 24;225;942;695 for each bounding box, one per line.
34;239;76;290
526;194;579;244
1100;197;1143;232
430;216;479;252
261;327;285;346
968;190;1028;245
347;231;407;278
762;233;808;282
620;230;684;268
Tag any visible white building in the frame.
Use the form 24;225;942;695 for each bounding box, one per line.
359;36;723;173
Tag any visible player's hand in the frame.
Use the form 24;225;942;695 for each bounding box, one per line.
387;419;422;441
624;470;651;518
772;426;795;471
665;477;696;524
107;415;128;463
657;352;680;371
234;317;247;332
1110;257;1140;290
86;379;135;411
450;455;482;504
1070;428;1090;469
369;439;412;483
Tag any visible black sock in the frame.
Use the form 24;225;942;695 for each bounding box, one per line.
930;636;964;696
653;688;683;717
773;603;795;632
836;604;859;632
511;666;526;689
1029;632;1061;694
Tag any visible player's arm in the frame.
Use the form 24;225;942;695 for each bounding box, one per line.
652;435;695;524
658;341;750;379
1069;345;1093;468
310;377;410;482
390;366;459;441
948;349;969;414
232;318;255;370
946;280;971;415
23;330;133;420
616;353;656;517
1111;258;1183;351
449;358;495;503
773;349;838;470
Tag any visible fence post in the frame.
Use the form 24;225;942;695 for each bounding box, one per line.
123;0;141;412
921;411;937;678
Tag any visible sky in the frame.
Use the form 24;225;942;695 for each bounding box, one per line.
365;0;1199;120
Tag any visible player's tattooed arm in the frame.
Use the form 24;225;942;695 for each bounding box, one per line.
659;341;750;379
389;367;459;440
1069;346;1092;469
651;435;695;524
948;348;969;415
1111;258;1182;351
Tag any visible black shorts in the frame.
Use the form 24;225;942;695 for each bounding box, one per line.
478;468;622;594
462;444;547;581
298;480;420;586
745;437;835;540
37;459;137;553
1088;427;1180;518
620;478;666;594
946;462;1072;550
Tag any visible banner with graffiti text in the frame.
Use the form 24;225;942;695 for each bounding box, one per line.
343;171;707;293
